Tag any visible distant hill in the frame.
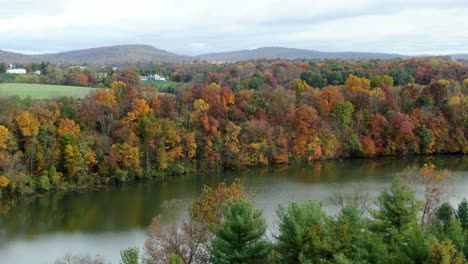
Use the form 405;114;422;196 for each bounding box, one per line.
0;50;41;64
451;54;468;60
42;45;190;64
0;45;190;64
1;44;467;64
195;47;407;62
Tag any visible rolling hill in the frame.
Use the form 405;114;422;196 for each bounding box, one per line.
451;54;468;60
0;45;190;64
0;50;42;64
0;44;466;64
195;47;407;62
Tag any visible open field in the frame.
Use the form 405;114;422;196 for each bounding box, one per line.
140;80;175;87
0;83;98;99
140;79;189;94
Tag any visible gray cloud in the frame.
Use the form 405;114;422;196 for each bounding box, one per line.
0;0;467;55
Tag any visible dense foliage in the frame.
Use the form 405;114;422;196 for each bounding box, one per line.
210;198;270;264
139;166;468;263
0;57;467;198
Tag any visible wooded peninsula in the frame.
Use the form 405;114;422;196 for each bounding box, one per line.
0;57;466;199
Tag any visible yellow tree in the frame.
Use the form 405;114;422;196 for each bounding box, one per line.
183;131;197;161
289;79;309;97
345;74;371;93
63;144;85;179
0;125;10;171
107;140;142;181
0;175;9;188
0;125;9;150
345;74;371;112
189;180;245;225
94;89;117;106
126;99;151;122
223;121;241;167
15;111;40;174
57;118;81;139
16;111;40;137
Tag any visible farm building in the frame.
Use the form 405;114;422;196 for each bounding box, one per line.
141;73;166;81
6;68;26;74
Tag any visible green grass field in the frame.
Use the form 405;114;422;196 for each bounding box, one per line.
0;83;98;99
140;80;189;94
140;80;175;87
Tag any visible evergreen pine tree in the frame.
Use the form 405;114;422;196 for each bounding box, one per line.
371;179;421;235
276;201;336;263
210;198;270;264
456;198;468;231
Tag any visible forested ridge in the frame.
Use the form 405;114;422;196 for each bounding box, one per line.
0;57;466;198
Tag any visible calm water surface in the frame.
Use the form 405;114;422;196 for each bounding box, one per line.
1;156;467;263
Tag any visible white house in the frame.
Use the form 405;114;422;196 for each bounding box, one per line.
142;73;166;81
6;68;27;74
154;74;166;81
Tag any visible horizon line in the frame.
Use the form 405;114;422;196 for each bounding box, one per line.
2;44;468;57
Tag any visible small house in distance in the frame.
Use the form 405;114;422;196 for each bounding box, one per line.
6;65;26;74
140;73;166;81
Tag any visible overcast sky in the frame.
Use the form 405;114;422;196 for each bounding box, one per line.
0;0;467;55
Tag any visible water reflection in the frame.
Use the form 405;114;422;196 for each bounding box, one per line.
0;155;467;247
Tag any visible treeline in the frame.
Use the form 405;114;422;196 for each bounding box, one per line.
0;61;172;88
57;166;468;263
0;61;113;87
0;58;467;198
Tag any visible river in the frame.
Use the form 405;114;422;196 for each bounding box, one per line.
0;156;467;263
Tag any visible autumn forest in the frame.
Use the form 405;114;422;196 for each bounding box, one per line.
0;57;467;198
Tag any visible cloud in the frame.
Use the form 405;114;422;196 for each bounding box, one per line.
0;0;467;55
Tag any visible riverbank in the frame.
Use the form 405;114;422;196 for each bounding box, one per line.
1;155;467;263
1;154;466;204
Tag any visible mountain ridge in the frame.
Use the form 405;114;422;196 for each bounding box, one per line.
195;46;407;61
0;44;466;64
0;44;191;64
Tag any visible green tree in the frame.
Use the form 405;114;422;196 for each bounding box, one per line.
371;179;421;236
39;170;51;191
45;64;64;84
120;247;139;264
417;125;434;153
210;198;270;264
329;101;354;129
431;203;466;256
334;205;389;263
325;71;344;85
169;254;183;264
371;74;394;88
300;71;324;88
0;63;6;73
414;95;433;107
456;198;468;231
395;224;431;263
388;68;414;86
276;201;336;263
